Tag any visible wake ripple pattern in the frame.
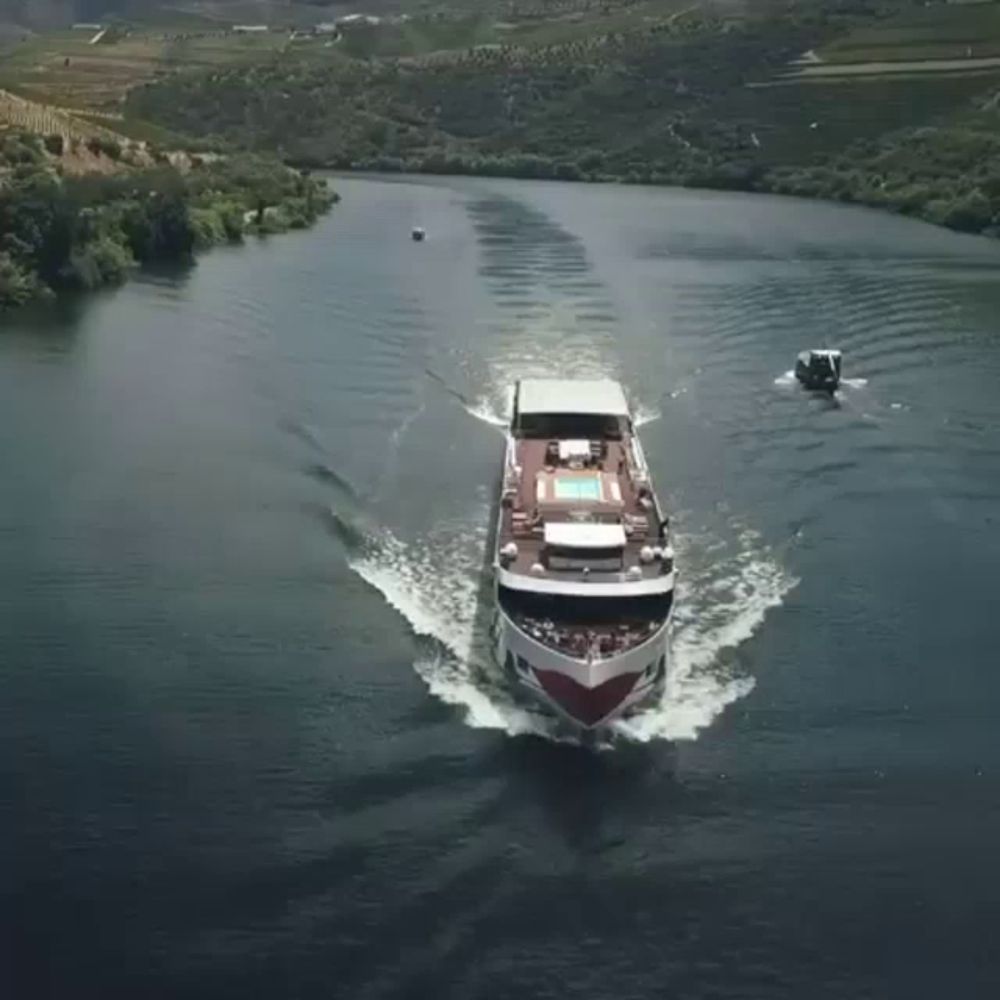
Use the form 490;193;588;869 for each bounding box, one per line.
345;508;795;746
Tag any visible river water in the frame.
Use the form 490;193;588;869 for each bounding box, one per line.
3;175;1000;998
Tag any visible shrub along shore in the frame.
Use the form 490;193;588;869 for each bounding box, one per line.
0;131;337;311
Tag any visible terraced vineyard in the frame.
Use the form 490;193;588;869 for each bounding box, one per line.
0;25;291;110
0;87;121;142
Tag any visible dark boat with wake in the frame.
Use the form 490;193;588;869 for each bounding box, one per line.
795;349;842;392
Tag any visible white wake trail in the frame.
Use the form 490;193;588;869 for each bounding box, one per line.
346;512;796;746
613;529;796;742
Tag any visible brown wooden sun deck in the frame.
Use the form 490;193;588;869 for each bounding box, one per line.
495;379;674;661
498;433;668;582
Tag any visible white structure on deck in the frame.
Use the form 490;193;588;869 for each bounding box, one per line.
543;522;627;549
516;378;629;417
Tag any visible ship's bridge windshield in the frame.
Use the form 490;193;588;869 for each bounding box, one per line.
498;586;673;626
545;545;623;572
516;412;623;440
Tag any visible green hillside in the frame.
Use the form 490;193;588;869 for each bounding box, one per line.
9;0;1000;237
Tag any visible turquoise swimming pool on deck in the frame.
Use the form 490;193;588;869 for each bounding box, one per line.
553;476;602;502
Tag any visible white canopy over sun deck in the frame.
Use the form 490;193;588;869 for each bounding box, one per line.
544;522;627;549
516;379;630;418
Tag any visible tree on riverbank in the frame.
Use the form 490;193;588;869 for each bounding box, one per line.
0;134;337;310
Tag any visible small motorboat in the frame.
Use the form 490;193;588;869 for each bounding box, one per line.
795;349;842;392
411;227;426;242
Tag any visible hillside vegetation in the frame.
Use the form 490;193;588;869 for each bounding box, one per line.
0;0;345;31
0;24;293;109
819;1;1000;62
9;0;1000;237
0;131;336;309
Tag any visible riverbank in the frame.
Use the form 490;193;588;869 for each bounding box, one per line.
322;128;1000;243
0;131;337;312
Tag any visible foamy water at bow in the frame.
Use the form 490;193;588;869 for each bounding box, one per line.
347;486;796;745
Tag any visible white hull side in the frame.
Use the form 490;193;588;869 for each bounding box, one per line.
491;604;672;730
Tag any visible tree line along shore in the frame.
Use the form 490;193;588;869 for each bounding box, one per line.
0;130;337;311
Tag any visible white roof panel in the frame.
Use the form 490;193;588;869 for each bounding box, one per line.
517;379;629;418
544;522;627;549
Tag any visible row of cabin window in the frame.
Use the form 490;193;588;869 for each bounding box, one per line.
507;653;667;682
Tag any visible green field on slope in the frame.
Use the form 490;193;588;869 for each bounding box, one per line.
820;1;1000;63
0;25;293;110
